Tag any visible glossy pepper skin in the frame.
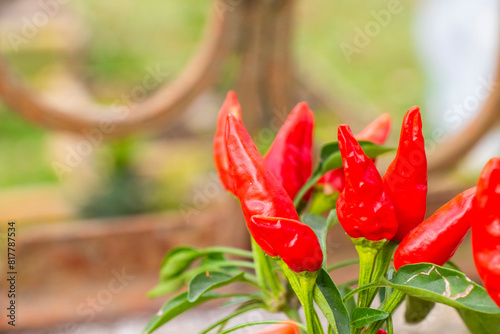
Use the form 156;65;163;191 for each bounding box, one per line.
472;158;500;306
264;102;314;200
214;91;242;194
394;187;476;270
225;114;323;272
383;107;427;241
251;216;323;272
252;322;300;334
336;125;398;241
318;113;391;194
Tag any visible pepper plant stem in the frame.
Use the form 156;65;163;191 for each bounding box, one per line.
354;244;381;308
251;238;285;309
362;289;405;334
351;238;387;334
326;258;359;272
278;261;323;334
202;247;254;258
252;238;271;290
366;241;398;305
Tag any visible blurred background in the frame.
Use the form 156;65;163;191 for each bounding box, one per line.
0;0;498;333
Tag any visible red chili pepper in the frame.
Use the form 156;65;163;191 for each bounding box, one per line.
382;107;427;241
264;102;314;200
394;187;476;270
317;113;391;194
214;91;242;194
252;322;300;334
225;114;322;272
251;216;323;272
471;158;500;306
336;125;398;241
356;113;392;144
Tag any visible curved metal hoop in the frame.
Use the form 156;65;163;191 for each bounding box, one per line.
0;9;234;137
0;2;498;172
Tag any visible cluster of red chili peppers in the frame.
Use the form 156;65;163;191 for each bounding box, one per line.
213;91;500;333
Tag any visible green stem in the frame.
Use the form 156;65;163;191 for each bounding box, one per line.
326;258;359;272
241;278;272;299
278;261;323;334
342;282;385;303
262;254;284;294
351;238;387;334
386;314;394;334
366;241;398;306
200;303;265;334
294;174;322;207
355;245;380;308
303;289;321;334
220;260;256;269
251;238;285;310
337;278;360;289
252;238;270;290
178;261;258;283
202;247;254;258
218;320;308;334
362;289;405;334
313;310;324;334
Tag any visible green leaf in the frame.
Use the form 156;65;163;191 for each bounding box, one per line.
302;213;329;267
320;141;393;175
388;263;500;314
339;286;356;315
314;268;351;334
143;291;224;333
147;278;185;298
458;308;500;334
188;271;245;302
201;251;226;265
150;261;246;298
319;142;341;161
351;307;389;329
160;246;200;279
404;295;435;324
357;141;394;161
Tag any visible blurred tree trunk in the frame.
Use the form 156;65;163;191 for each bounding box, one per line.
234;0;295;134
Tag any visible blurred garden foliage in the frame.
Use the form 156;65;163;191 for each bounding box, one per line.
0;0;423;216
